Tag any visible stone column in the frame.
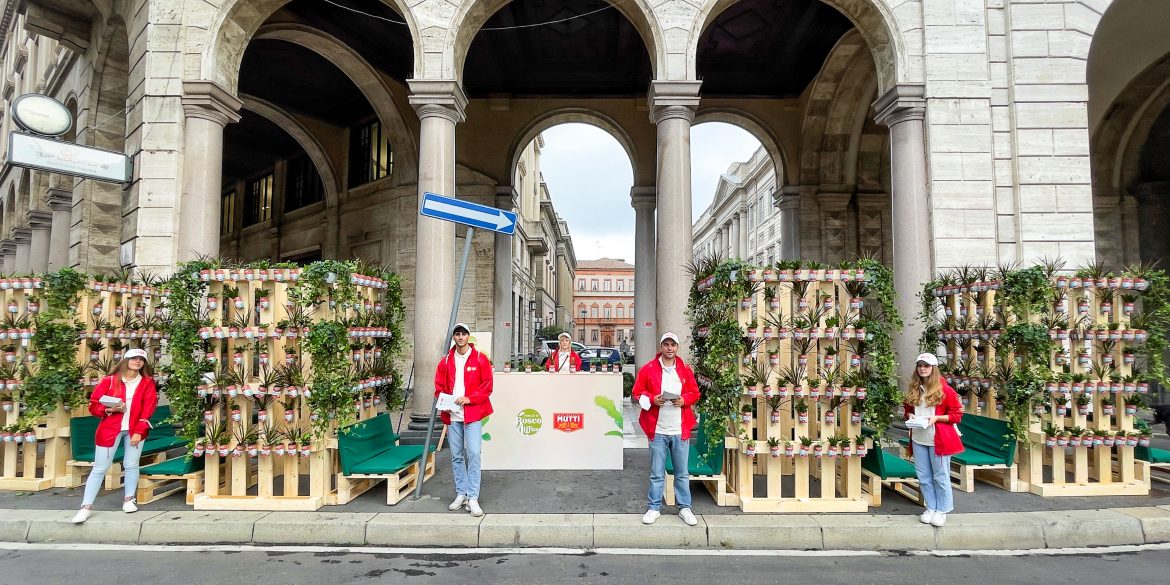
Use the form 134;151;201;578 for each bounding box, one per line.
720;225;730;258
179;81;242;262
631;186;657;367
649;80;701;357
774;187;802;260
407;80;467;427
494;187;517;370
874;84;931;372
26;211;52;272
13;228;32;274
0;241;14;273
46;187;72;270
729;214;741;259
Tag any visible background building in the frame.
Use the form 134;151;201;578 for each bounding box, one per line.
573;258;635;348
693;146;782;265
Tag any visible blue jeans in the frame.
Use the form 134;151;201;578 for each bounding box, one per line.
648;433;691;510
912;441;953;513
82;430;142;506
448;420;483;499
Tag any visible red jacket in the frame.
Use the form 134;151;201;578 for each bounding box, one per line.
434;344;494;425
545;351;583;373
632;354;701;441
88;374;159;448
903;380;965;456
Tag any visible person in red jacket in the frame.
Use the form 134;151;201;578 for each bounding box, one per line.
434;323;493;517
72;348;159;524
631;332;701;527
903;352;964;527
545;331;582;373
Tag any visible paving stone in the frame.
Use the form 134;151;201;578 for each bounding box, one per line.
1110;507;1170;543
1017;509;1145;548
139;511;269;544
933;512;1046;550
816;514;936;551
253;512;377;545
478;514;593;548
26;509;162;544
0;509;46;541
366;513;483;547
593;514;706;549
702;514;822;550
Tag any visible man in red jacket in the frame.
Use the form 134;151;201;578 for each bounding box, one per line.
434;322;493;517
632;332;701;526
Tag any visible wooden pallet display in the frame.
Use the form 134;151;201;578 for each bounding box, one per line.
191;268;389;510
726;267;870;513
934;277;1150;496
938;284;1004;419
0;278;55;490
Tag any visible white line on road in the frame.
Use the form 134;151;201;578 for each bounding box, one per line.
2;541;1167;557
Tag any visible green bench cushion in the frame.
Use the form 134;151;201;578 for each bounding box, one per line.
141;456;204;476
1137;445;1170;464
70;407;185;463
348;444;437;475
338;414;419;476
956;414;1016;466
863;448;918;479
951;450;1011;466
665;423;724;477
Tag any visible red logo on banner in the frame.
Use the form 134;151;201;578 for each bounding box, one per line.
553;413;584;433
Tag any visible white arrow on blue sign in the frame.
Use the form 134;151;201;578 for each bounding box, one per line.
420;192;517;235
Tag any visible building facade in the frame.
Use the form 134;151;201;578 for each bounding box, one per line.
573;258;635;348
693;146;782;265
1;0;1167;429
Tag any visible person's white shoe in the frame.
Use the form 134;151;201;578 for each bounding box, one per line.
122;500;138;513
919;509;935;524
71;508;92;524
467;499;484;517
930;512;947;527
448;494;467;511
679;508;698;527
641;509;660;525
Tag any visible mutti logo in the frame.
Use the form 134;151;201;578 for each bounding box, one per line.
553;413;584;433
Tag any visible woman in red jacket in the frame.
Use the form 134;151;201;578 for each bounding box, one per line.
545;331;583;373
903;353;964;527
72;348;158;524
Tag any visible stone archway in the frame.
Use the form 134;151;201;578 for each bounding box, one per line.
692;109;787;186
239;94;342;207
506;109;644;188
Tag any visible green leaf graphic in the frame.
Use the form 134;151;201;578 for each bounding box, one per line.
482;433;492;441
604;430;623;437
593;396;623;430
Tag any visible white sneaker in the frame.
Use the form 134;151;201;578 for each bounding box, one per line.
122;500;138;513
679;508;698;527
71;508;92;524
448;494;467;511
930;512;947;527
919;509;935;524
642;509;660;525
467;499;484;517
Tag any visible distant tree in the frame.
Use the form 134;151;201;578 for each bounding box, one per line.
536;324;565;340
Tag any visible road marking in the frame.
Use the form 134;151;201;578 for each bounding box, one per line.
2;541;1167;557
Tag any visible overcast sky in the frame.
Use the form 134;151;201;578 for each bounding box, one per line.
538;123;761;263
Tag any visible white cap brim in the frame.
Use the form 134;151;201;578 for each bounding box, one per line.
660;332;679;344
915;353;939;366
452;322;470;334
124;349;148;360
558;332;571;340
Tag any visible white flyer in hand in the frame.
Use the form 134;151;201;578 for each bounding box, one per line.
905;416;931;430
99;395;124;407
436;393;459;412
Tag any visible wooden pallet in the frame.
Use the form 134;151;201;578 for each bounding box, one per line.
860;469;923;507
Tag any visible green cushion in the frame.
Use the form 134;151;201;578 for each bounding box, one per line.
70;406;182;463
348;444;437;475
665;422;724;477
141;456;204;476
956;415;1016;466
1137;445;1170;464
863;448;918;480
337;414;399;476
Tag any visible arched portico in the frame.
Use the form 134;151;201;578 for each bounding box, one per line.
239;94;342;207
506;109;646;188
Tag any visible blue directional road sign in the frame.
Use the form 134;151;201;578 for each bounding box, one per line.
420;192;517;235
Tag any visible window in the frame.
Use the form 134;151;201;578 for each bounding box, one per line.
617;306;624;318
616;279;624;291
591;279;599;291
603;279;612;291
221;190;236;235
244;173;274;226
349;119;393;187
604;306;612;318
629;279;635;291
578;278;585;290
286;154;323;211
578;329;585;340
580;309;587;318
591;307;598;318
592;330;599;342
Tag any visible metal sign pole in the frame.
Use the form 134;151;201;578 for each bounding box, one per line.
414;225;475;500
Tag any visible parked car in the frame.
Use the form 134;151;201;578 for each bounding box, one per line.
579;347;622;368
537;339;589;365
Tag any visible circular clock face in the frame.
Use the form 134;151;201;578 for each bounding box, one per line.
11;94;73;136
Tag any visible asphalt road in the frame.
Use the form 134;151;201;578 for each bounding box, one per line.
0;546;1166;585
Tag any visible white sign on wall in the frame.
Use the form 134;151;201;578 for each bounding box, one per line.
7;132;132;183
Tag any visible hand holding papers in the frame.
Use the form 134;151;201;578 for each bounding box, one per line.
436;393;460;412
99;395;125;408
905;415;932;430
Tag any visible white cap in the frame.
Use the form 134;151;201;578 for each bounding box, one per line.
124;348;148;360
660;332;679;344
915;353;939;367
558;331;572;340
452;322;469;334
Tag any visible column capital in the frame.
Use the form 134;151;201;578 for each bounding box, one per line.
182;80;243;126
774;185;806;210
873;83;926;127
408;80;468;123
495;186;518;211
630;186;656;210
0;240;15;255
25;210;52;229
648;80;701;124
11;227;31;245
731;214;741;226
45;186;72;211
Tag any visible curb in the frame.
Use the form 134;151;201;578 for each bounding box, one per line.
2;507;1169;551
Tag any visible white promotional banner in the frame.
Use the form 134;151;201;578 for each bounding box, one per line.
7;132;132;183
481;372;624;470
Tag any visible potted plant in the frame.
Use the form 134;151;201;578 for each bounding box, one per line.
798;436;811;457
795;400;809;423
741;404;754;425
784;440;795;457
767;436;782;458
740;430;756;457
767;395;783;424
